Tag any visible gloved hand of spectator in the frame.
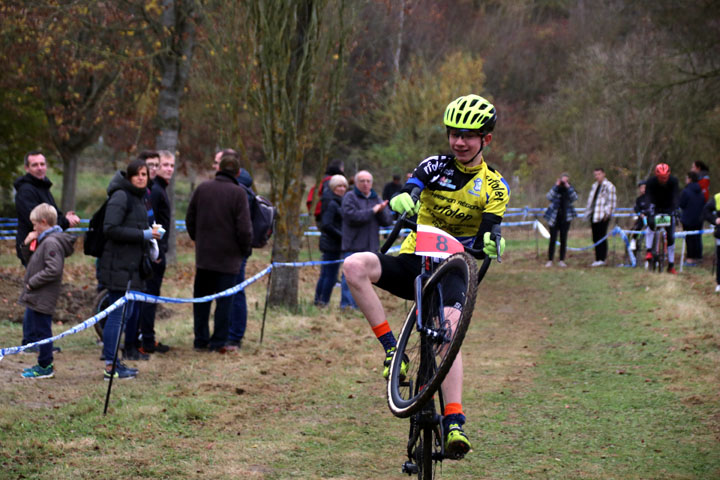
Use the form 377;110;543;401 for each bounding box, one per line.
483;232;505;259
389;192;420;215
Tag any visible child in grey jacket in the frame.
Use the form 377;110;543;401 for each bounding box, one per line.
18;203;76;379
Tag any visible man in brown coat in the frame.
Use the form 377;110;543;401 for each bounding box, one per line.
185;152;252;352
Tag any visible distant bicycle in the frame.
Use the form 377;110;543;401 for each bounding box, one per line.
645;214;671;273
381;213;500;479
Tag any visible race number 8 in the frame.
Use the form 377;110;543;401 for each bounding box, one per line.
436;235;448;251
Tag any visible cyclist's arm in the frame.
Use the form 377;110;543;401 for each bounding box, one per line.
471;213;503;255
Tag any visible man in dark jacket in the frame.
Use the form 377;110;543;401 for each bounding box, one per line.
186;152;252;352
138;150;174;355
339;170;393;309
679;171;706;265
14;150;80;348
14;151;80;265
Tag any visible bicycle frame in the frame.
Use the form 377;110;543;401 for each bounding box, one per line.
382;213;499;477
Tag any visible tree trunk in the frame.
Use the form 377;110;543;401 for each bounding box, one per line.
153;0;197;264
59;151;78;213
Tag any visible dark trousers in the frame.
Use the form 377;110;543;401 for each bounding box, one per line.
102;290;139;363
24;308;53;367
548;220;570;261
591;219;610;261
228;257;248;344
682;222;703;260
139;256;166;347
314;251;341;305
193;268;236;350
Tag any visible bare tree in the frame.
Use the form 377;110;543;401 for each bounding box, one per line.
246;0;349;308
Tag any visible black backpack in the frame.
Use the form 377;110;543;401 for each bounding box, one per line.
241;185;277;248
83;193;132;257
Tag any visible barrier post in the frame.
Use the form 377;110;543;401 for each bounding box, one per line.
260;266;273;344
103;280;132;415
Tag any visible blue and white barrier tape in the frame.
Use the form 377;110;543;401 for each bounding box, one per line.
0;260;344;360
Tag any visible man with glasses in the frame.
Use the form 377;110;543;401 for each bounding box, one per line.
138;150;174;355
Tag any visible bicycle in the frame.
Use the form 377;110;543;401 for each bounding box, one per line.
379;213;501;479
645;214;671;273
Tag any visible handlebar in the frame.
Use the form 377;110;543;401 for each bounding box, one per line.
379;213;503;264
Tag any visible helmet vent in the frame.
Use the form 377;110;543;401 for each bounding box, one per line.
462;111;471;123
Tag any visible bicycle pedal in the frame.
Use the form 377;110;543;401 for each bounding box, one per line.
402;462;419;474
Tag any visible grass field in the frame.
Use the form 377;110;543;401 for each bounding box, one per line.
0;232;719;479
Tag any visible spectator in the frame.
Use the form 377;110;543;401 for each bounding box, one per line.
14;151;80;266
543;173;578;267
307;159;344;224
314;174;348;307
186;152;252;352
679;171;706;265
691;161;710;202
230;151;255;352
14;151;80;349
584;167;616;267
382;174;403;201
17;204;76;379
138;150;160;226
340;170;393;309
630;180;651;253
138;150;174;355
702;192;720;293
99;159;161;379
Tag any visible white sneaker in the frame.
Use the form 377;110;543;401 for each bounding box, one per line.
545;261;553;267
715;285;720;293
590;260;606;267
558;260;568;268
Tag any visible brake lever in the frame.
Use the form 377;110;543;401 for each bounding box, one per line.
489;224;503;263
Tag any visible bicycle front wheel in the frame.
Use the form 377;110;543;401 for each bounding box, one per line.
655;231;666;273
387;253;478;418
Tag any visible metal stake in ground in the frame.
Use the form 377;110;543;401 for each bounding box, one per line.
103;280;132;415
259;265;273;344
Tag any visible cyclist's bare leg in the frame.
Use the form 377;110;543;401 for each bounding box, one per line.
343;252;386;328
439;307;463;405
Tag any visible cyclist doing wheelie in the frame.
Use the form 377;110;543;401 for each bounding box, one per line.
644;163;680;274
343;94;509;458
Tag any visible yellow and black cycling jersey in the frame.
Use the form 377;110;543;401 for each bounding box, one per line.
399;154;510;255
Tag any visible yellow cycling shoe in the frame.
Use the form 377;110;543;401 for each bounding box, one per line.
445;423;471;459
382;347;409;380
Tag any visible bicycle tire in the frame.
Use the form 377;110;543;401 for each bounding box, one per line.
419;424;434;479
387;253;478;418
655;231;666;273
93;289;111;341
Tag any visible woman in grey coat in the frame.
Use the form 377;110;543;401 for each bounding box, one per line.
100;159;161;379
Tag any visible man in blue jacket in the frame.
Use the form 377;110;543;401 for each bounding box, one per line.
339;170;393;309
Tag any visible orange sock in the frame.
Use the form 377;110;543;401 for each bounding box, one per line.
372;321;396;352
372;321;391;337
444;403;464;417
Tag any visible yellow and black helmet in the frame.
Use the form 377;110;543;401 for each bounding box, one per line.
443;94;496;134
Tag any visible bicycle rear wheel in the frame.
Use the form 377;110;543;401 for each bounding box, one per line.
387;253;478;418
418;424;436;479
